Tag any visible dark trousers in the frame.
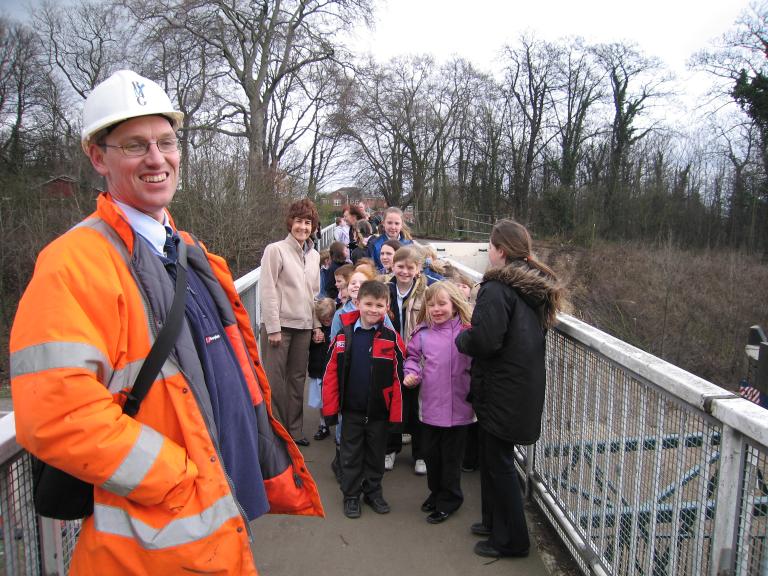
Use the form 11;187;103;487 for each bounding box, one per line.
422;423;468;513
259;325;312;439
385;385;423;460
462;422;480;470
339;411;389;499
479;427;530;555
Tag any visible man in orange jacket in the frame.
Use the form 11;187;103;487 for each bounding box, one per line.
10;70;322;575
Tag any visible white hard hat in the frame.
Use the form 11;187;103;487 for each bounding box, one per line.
81;70;184;153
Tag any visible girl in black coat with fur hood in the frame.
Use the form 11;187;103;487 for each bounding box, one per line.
456;219;566;560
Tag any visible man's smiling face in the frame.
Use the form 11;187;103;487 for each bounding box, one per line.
89;115;179;222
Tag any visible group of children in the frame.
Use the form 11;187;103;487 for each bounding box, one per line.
306;208;480;521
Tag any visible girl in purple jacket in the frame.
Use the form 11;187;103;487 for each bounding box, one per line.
403;281;474;524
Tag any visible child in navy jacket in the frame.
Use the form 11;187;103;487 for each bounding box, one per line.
307;298;336;440
322;280;405;519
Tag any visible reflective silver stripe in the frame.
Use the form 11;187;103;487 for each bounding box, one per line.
94;495;241;549
107;358;179;394
106;358;144;393
102;425;164;496
72;217;132;264
10;341;110;382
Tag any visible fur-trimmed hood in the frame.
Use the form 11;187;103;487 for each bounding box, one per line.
483;263;565;330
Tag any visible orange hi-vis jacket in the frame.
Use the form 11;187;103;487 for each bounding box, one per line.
10;194;323;575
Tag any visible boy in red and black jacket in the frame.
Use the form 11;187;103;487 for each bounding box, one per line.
322;280;405;519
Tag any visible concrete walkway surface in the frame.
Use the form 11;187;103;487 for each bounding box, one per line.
249;415;550;576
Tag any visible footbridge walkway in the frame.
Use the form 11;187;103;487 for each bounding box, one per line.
1;226;766;576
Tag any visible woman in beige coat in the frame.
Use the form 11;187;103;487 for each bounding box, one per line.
260;198;322;445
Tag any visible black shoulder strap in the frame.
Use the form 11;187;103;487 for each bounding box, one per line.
123;240;188;417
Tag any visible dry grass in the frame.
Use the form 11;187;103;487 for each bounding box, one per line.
553;240;768;389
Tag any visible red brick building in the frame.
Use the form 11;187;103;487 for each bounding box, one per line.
321;187;388;213
41;175;77;198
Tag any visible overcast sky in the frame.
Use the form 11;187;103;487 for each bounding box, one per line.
1;0;753;118
349;0;752;78
2;0;752;80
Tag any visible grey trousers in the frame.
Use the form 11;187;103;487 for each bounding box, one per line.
259;325;312;439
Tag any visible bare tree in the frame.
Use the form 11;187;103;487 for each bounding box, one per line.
593;42;669;236
501;35;559;220
0;21;45;170
123;0;372;203
34;0;131;98
337;59;408;206
551;38;604;189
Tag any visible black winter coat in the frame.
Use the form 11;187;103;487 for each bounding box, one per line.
307;324;332;379
455;263;560;445
324;260;344;300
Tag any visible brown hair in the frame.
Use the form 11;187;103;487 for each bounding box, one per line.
352;260;376;280
392;245;423;267
354;256;376;274
356;220;373;238
329;241;347;263
334;263;355;282
382;239;402;253
345;204;365;221
319;249;330;266
444;265;476;291
358;280;390;303
490;219;557;279
490;219;568;328
419;245;447;276
416;281;473;326
314;298;337;323
382;206;413;240
285;198;319;232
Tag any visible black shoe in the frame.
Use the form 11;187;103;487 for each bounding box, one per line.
293;437;310;447
473;540;528;558
420;500;436;513
363;494;391;514
470;522;492;536
426;510;450;524
313;426;330;441
461;464;478;472
344;498;361;519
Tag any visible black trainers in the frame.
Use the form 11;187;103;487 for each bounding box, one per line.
363;494;391;514
343;498;361;519
313;425;330;440
470;522;492;536
473;540;528;558
426;510;450;524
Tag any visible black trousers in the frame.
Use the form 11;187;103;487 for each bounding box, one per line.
479;427;530;554
462;422;480;470
385;385;423;460
422;423;468;513
339;411;389;499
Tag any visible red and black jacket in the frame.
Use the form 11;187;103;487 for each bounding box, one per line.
321;309;405;426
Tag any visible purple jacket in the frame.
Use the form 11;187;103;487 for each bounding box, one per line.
404;316;475;427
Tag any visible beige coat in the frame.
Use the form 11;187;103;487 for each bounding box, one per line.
260;234;320;334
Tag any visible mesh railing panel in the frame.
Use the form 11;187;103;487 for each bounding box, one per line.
539;329;720;575
1;452;40;576
734;442;768;576
58;518;81;575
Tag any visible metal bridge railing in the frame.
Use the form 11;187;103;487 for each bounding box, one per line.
536;315;767;576
444;260;767;576
1;238;766;576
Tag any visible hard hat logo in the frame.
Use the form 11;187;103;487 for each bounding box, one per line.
81;70;184;153
132;81;147;106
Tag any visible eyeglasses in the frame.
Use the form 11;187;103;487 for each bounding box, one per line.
102;138;179;157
